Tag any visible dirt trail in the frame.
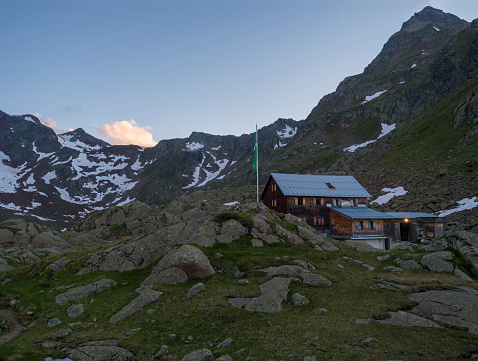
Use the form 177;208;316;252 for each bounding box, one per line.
0;308;23;346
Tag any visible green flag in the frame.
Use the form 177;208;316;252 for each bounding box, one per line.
253;133;257;171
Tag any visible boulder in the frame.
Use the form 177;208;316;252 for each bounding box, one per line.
244;278;291;313
292;293;310;306
181;348;214;361
0;257;12;273
109;288;163;323
420;251;454;272
55;279;118;305
63;339;134;361
187;282;206;300
140;245;214;289
47;318;62;327
153;267;188;285
214;356;233;361
453;269;473;281
408;288;478;334
396;259;423;270
217;220;248;244
216;337;233;347
377;311;442;328
300;273;332;288
67;303;84;319
345;240;376;252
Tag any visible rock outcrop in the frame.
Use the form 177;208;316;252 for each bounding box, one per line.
55;279;118;305
140;245;215;289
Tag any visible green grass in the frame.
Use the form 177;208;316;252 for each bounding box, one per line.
377;75;478;174
0;236;476;361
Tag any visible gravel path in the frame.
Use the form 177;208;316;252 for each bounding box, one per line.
0;308;23;346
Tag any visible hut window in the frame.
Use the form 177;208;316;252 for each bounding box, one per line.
368;221;374;230
296;197;303;206
272;199;277;207
314;216;324;226
333;199;338;207
315;198;320;206
357;221;363;230
350;199;355;206
272;183;277;192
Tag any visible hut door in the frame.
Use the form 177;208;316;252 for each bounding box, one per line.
400;222;410;242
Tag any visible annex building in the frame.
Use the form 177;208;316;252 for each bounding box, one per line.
260;173;443;250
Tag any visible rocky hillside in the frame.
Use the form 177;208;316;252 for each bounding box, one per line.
1;7;477;231
0;195;476;360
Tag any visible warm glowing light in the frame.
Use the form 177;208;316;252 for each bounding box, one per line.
404;218;409;222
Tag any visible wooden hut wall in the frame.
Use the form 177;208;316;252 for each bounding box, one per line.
351;219;384;237
329;211;352;236
261;179;288;214
286;197;330;229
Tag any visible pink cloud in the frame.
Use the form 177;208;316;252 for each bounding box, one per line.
95;120;157;147
35;113;74;133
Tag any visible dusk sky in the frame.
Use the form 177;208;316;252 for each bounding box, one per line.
2;0;478;146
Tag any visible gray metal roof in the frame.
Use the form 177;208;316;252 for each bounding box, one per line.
331;208;439;220
385;212;439;219
269;173;371;198
330;207;391;219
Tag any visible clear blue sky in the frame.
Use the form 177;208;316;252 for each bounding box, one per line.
2;0;478;145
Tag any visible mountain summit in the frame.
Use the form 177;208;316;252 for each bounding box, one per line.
400;6;468;32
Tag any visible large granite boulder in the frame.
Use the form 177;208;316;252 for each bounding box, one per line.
140;245;215;289
420;251;454;272
431;230;478;276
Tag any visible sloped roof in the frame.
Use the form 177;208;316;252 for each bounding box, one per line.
330;207;391;220
385;212;439;219
265;173;371;198
331;208;439;220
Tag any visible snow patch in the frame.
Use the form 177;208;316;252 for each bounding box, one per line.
185;142;204;151
433;26;440;31
0;151;25;193
362;90;387;104
43;171;56;184
437;197;478;217
0;202;22;211
274;140;287;150
277;124;297;139
411;63;417;68
371;187;408;205
344;123;396;152
224;201;239;206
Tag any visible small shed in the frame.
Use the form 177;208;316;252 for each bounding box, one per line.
329;207;391;250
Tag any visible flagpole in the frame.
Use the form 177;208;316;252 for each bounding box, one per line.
256;124;259;202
